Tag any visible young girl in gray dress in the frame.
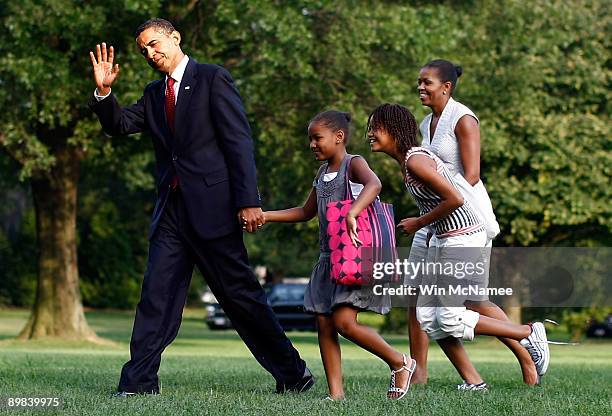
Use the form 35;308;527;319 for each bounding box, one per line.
264;110;416;400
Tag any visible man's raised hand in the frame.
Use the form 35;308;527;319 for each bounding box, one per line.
89;42;119;96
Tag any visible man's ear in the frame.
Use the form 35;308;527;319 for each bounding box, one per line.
171;30;181;46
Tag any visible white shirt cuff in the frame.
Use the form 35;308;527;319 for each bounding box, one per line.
94;88;111;101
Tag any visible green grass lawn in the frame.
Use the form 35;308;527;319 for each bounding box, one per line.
0;308;611;415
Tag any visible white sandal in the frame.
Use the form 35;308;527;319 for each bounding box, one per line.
387;354;417;400
323;395;345;401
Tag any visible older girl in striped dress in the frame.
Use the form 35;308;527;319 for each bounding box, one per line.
368;103;552;390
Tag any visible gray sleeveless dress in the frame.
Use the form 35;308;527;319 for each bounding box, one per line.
303;154;391;315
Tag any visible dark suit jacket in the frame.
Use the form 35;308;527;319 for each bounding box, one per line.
89;58;261;240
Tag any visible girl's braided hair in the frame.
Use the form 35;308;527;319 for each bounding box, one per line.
366;104;418;155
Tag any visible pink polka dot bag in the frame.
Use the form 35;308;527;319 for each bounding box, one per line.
325;158;398;285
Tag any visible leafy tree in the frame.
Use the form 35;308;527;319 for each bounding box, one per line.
171;0;472;275
169;0;609;329
0;0;160;339
0;0;608;333
443;0;610;323
460;0;611;246
0;208;37;306
77;157;153;309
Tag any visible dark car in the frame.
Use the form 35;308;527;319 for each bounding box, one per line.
265;283;317;331
586;314;612;338
204;282;316;331
204;302;233;330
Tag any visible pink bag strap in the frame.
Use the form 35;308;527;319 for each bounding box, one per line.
344;155;380;203
343;155;360;201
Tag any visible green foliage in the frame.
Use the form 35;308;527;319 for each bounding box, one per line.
175;0;476;271
76;157;154;308
0;0;162;308
78;197;142;308
379;308;409;334
0;0;609;309
462;0;611;246
561;307;612;342
0;0;162;176
176;0;610;277
0;209;37;306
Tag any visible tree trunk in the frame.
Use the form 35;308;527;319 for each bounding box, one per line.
502;269;523;323
18;146;99;341
505;306;522;323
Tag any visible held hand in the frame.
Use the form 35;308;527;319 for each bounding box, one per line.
397;217;423;236
89;42;120;95
238;207;265;233
346;214;363;247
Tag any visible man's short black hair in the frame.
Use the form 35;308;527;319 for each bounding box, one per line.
134;18;176;38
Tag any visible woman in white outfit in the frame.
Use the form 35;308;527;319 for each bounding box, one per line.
406;60;539;385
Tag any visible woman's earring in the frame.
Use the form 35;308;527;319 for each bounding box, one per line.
443;91;447;95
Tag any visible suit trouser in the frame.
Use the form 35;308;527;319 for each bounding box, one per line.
118;189;306;393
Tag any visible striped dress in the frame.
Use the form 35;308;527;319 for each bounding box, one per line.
404;147;484;238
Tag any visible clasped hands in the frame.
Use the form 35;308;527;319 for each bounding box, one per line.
238;207;265;233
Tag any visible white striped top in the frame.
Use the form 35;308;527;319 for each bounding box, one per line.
404;147;484;238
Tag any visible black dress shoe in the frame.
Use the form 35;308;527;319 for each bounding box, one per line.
111;391;136;398
276;367;315;393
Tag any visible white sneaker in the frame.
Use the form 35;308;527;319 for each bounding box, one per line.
520;322;550;376
457;381;488;391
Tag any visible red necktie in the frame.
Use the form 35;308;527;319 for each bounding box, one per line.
165;77;179;189
165;77;176;133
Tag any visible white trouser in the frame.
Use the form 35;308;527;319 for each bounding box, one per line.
404;228;429;286
416;230;487;341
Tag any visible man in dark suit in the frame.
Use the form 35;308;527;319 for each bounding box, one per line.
88;18;312;396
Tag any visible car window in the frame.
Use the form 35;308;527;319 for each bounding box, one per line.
268;285;306;302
